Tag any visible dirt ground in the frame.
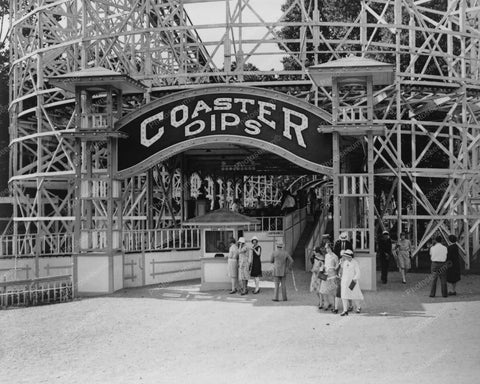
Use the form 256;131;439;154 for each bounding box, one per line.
1;270;480;384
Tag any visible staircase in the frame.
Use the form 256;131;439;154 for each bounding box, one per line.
292;220;315;271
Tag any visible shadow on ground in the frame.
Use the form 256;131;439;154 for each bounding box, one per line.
105;270;480;319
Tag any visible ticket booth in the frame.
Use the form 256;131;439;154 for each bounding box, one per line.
183;209;259;291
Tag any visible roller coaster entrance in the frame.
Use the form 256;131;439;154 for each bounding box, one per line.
47;65;378;294
6;0;480;295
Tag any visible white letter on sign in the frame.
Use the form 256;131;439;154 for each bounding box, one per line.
245;120;261;135
282;107;308;148
185;120;205;137
141;111;164;147
214;98;232;111
171;105;188;127
192;100;212;118
258;101;276;129
221;113;240;130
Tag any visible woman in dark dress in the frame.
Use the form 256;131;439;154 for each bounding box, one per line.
249;236;262;294
446;234;461;295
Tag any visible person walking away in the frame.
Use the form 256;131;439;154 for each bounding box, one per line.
319;242;339;313
249;236;263;294
227;237;239;294
281;191;296;214
396;232;412;284
237;237;250;295
429;236;448;298
339;249;364;316
446;234;461;296
309;246;325;309
378;230;393;284
270;242;294;302
333;232;353;259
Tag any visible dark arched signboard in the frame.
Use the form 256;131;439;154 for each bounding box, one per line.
115;86;332;178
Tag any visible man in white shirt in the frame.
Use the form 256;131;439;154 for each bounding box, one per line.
429;235;448;298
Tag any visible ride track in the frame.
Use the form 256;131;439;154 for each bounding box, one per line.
6;0;480;266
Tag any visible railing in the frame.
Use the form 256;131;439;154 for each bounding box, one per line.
338;106;369;123
0;233;74;258
0;274;73;309
246;216;284;232
1;228;202;257
304;207;330;271
80;113;108;129
340;228;370;251
123;228;201;253
284;207;308;255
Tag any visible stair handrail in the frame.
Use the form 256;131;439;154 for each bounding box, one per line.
304;205;330;271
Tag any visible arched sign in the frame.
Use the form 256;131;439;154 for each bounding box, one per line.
115;86;332;178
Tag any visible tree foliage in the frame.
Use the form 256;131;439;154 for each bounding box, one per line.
278;0;451;74
278;0;362;69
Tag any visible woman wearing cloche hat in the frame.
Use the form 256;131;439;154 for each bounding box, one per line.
227;237;239;294
249;236;262;294
339;249;364;316
237;237;250;295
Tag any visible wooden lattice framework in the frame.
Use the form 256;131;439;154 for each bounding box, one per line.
8;0;480;265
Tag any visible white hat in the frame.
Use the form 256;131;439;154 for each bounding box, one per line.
344;249;354;257
251;236;258;242
339;232;348;240
382;230;389;235
276;242;284;248
238;237;245;243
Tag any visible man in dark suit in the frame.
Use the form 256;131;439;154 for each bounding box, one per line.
270;242;294;301
378;230;393;284
333;232;353;258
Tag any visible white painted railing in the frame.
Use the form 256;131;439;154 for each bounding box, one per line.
0;274;73;309
80;113;108;129
1;228;202;257
123;228;201;253
0;233;74;258
304;207;330;271
338;106;368;123
283;207;308;255
246;216;284;232
340;228;370;251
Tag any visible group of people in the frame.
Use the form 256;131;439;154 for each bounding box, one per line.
227;229;462;312
428;235;461;298
309;232;364;316
227;236;264;295
376;230;462;296
226;236;294;301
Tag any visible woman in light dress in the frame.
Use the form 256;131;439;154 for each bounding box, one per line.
395;232;412;284
310;246;325;309
237;237;250;295
227;237;239;294
319;242;339;313
339;249;364;316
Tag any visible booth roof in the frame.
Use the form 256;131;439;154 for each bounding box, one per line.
183;208;260;226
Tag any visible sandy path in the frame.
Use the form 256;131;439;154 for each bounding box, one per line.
1;271;479;384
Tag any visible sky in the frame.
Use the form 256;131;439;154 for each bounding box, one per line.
184;0;286;70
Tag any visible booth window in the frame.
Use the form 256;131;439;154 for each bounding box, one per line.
205;230;233;253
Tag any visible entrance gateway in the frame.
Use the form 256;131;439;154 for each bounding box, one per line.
51;71;382;295
116;86;333;179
